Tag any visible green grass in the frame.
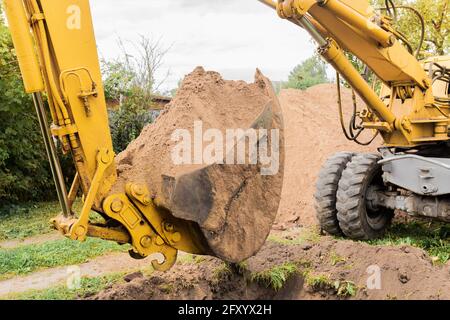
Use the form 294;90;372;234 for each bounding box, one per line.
302;270;357;298
250;262;299;291
329;251;347;266
212;263;233;280
177;254;207;265
367;221;450;264
0;202;70;241
0;238;128;280
304;272;332;290
2;273;124;300
0;200;105;241
335;280;357;298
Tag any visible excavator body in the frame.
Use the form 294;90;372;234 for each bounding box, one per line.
260;0;450;239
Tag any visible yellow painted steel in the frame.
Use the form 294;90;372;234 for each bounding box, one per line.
308;1;431;88
320;39;396;129
125;183;211;255
102;194;179;272
22;0;117;207
320;0;396;48
3;0;44;93
265;0;449;147
8;0;211;269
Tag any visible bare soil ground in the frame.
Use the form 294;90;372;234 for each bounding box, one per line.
93;228;450;300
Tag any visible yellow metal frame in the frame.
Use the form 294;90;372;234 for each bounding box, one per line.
260;0;449;148
4;0;211;271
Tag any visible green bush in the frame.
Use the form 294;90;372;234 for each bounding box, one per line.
103;62;154;153
284;56;329;90
0;15;55;205
108;94;153;153
101;45;159;153
0;10;80;207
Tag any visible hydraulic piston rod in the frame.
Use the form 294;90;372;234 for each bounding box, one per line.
32;93;70;217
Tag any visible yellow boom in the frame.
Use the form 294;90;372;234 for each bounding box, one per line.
259;0;448;147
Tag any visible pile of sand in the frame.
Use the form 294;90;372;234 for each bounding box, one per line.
275;84;379;229
110;67;285;262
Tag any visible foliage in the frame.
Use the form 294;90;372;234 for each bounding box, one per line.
335;280;357;298
0;13;56;205
177;253;206;265
212;263;233;283
0;200;103;241
0;202;69;240
371;0;449;56
284;55;328;90
103;36;169;153
304;272;332;290
250;262;298;291
108;96;153;153
101;60;135;102
329;251;346;266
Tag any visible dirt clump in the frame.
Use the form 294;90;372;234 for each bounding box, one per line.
92;228;450;300
110;67;285;263
275;84;380;229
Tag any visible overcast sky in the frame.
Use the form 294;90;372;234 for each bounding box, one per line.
89;0;316;93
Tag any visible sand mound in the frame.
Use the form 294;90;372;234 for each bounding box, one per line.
275;84;380;229
110;67;285;262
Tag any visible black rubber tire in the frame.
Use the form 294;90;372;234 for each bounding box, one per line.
314;152;354;236
336;153;394;240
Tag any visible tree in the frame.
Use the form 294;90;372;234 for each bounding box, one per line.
371;0;449;56
284;55;328;90
0;8;55;205
103;36;170;153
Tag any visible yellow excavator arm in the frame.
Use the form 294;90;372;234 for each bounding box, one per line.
260;0;450;238
4;0;204;271
259;0;449;147
4;0;116;209
3;0;285;270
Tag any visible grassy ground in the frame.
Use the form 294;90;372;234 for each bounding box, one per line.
268;220;449;264
0;202;72;241
0;238;128;280
250;262;298;291
0;200;101;241
2;273;124;300
367;220;450;264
